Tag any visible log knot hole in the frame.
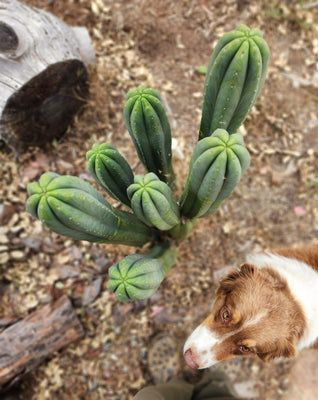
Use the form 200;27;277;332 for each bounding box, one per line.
0;22;18;52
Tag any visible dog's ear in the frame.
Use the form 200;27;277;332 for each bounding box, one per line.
218;270;241;294
239;263;256;277
261;267;286;289
281;340;297;359
257;339;297;362
218;263;256;295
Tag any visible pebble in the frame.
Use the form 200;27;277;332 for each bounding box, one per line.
10;250;24;259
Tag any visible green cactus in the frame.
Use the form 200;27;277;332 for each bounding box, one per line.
127;172;180;231
25;24;269;303
123;85;175;185
86;143;133;207
107;244;178;301
26;172;152;246
180;129;250;219
199;24;270;139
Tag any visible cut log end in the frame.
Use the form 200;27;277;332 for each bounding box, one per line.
0;0;96;155
1;59;90;153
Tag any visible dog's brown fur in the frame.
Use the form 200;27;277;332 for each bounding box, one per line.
184;245;318;368
210;263;306;362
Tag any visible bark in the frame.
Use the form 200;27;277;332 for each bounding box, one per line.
0;295;84;391
0;0;95;154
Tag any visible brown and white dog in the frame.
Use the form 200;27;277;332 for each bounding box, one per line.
184;245;318;369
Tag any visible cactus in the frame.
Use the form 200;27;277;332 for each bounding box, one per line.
123;85;175;185
180;129;250;219
25;25;269;302
86;143;133;207
26;172;152;246
127;172;180;230
107;244;178;302
199;24;270;139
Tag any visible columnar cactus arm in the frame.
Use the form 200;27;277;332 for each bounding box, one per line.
200;36;246;139
180;129;250;219
86;143;134;207
199;24;270;139
127;172;180;230
107;243;178;302
26;172;152;246
123;85;175;185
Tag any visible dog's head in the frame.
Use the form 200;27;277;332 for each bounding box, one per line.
183;263;305;369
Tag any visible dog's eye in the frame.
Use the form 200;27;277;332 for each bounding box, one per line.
221;307;231;323
239;345;251;353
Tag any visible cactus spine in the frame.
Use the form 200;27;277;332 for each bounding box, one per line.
124;85;175;185
26;172;152;246
127;172;180;230
180;129;250;219
86;143;134;207
107;244;178;302
199;24;270;139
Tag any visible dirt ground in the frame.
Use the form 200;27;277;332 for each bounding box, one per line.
1;0;318;399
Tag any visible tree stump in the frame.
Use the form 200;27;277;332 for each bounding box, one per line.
0;295;84;391
0;0;96;154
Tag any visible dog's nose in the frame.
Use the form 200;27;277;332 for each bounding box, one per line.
184;348;199;369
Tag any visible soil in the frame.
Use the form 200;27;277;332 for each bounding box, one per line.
0;0;317;399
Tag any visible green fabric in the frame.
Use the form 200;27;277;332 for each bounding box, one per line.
133;371;246;400
133;379;193;400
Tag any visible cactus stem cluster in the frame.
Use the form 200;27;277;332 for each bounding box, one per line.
26;24;269;302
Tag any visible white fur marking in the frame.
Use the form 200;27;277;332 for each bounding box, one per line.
184;313;268;368
183;325;219;368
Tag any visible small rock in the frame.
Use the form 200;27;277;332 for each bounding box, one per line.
0;203;15;226
94;256;110;274
82;277;103;306
233;380;258;399
56;265;81;279
10;250;24;260
0;252;9;264
21;237;42;251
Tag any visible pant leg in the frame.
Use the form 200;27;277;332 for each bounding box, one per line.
133;379;194;400
192;370;244;400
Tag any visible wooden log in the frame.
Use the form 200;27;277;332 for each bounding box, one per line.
0;295;84;391
0;0;96;154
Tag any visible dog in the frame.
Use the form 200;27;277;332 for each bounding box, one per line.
183;245;318;369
